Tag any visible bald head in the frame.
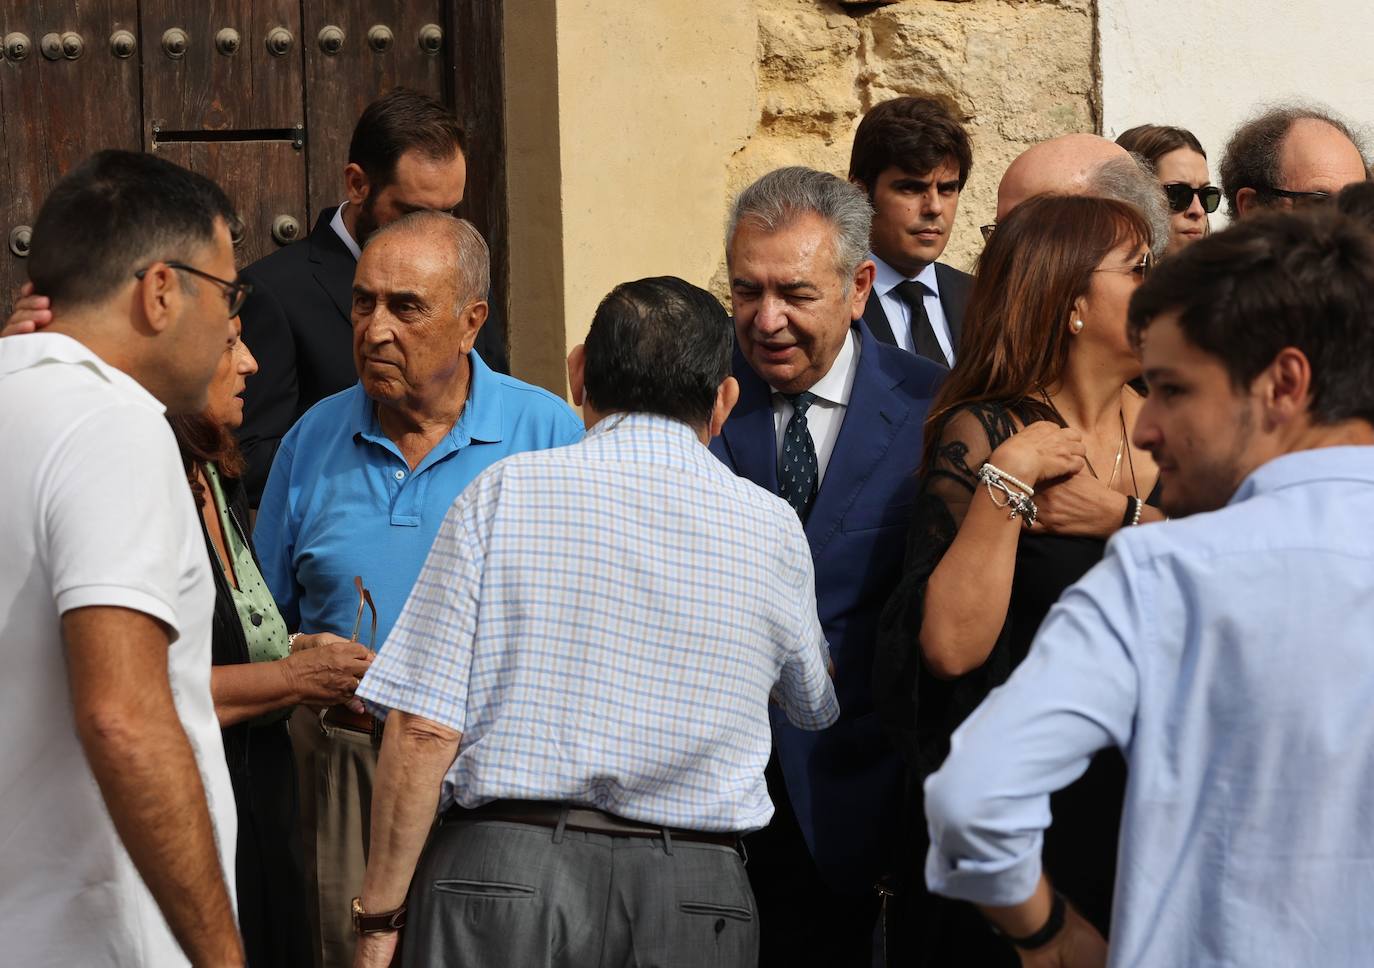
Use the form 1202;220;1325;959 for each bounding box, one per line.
997;134;1130;218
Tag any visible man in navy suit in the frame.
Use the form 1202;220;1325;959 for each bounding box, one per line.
849;95;974;369
710;166;945;966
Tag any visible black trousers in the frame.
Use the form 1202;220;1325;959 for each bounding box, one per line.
745;757;879;968
229;719;312;968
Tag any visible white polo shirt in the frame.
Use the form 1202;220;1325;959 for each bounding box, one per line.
0;333;236;967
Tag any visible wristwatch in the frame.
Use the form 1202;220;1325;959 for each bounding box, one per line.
351;896;407;934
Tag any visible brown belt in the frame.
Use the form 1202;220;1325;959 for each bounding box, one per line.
444;799;741;849
321;704;383;739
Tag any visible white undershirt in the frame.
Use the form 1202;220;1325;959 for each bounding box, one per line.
771;328;860;485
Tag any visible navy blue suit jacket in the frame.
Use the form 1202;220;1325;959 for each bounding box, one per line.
710;320;945;893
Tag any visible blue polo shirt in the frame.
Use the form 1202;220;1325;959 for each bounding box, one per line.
253;351;583;647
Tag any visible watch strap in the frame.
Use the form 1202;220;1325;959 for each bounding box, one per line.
352;896;406;934
999;890;1066;950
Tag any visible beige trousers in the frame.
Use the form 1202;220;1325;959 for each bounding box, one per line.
289;706;381;968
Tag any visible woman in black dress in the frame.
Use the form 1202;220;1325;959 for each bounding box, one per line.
876;194;1162;963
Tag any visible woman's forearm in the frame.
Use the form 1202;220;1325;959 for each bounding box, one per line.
919;489;1024;678
211;661;299;727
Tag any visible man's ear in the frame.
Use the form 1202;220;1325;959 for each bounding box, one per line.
708;376;740;439
136;263;180;335
459;299;489;354
567;344;587;407
1260;346;1313;426
1235;187;1259;219
849;259;876;321
344;163;371;207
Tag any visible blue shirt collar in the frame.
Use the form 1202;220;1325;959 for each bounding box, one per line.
1230;444;1374;505
352;349;505;451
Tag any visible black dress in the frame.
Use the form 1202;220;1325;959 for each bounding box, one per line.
202;471;312;968
874;400;1156;966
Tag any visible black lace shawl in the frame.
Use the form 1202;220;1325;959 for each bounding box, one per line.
874;398;1145;936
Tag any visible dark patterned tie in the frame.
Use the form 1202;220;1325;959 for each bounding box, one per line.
894;280;948;366
779;391;819;520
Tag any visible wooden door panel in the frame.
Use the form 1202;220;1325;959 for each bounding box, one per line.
0;0;141;301
139;0;303;133
302;0;446;220
155;139;307;270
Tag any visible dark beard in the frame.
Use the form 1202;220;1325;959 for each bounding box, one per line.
353;194;380;249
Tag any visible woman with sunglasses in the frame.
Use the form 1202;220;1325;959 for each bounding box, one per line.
1117;123;1219;255
875;195;1162;964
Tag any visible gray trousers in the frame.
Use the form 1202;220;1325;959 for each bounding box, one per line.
402;815;759;968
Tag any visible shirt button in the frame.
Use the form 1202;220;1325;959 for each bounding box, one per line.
394;469;406;480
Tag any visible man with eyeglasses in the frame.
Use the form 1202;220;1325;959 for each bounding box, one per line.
1220;105;1368;220
0;151;243;966
251;210;583;968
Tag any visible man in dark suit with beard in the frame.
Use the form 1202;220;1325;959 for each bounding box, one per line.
850;94;973;369
236;88;509;505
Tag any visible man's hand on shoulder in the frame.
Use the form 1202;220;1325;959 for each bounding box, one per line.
3;283;53;336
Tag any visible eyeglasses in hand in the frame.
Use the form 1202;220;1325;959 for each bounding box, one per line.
351;575;377;652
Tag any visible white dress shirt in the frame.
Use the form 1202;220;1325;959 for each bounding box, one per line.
772;327;860;485
871;253;955;365
330;200;362;260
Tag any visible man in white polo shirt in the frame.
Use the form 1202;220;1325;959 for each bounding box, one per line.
0;151;244;966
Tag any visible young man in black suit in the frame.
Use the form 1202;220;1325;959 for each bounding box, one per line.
849;94;974;369
236;89;509;505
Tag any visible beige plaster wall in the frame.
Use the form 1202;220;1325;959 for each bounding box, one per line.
505;0;1097;394
505;0;758;396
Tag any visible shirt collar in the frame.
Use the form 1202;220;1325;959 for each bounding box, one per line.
773;326;859;408
352;349;504;448
0;332;164;411
1230;445;1374;505
331;201;362;261
870;251;941;299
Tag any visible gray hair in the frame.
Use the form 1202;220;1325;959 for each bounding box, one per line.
1088;153;1171;259
726;166;873;289
365;210;491;309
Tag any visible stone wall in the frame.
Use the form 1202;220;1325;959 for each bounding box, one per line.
503;0;1098;395
713;0;1098;291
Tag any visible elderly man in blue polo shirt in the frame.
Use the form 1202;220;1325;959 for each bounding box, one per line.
253;210;582;968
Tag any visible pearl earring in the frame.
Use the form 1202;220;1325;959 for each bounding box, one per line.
1070;318;1085;334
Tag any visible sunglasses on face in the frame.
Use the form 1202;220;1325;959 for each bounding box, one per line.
1261;186;1333;209
1163;183;1221;214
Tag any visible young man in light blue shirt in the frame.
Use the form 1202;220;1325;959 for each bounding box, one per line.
924;209;1374;968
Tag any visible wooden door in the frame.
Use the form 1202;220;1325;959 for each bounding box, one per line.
0;1;503;325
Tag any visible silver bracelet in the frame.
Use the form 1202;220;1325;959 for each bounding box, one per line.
980;461;1034;497
976;464;1038;527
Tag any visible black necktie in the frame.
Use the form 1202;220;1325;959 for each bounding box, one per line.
778;391;819;521
894;280;947;366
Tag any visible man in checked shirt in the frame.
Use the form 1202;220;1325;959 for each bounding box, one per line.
349;276;839;967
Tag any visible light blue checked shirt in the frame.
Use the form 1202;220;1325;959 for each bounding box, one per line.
358;412;839;833
925;446;1374;967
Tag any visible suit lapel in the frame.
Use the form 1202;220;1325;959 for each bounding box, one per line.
804;323;908;553
308;207;358;327
935;262;969;358
720;347;779;493
860;287;898;347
